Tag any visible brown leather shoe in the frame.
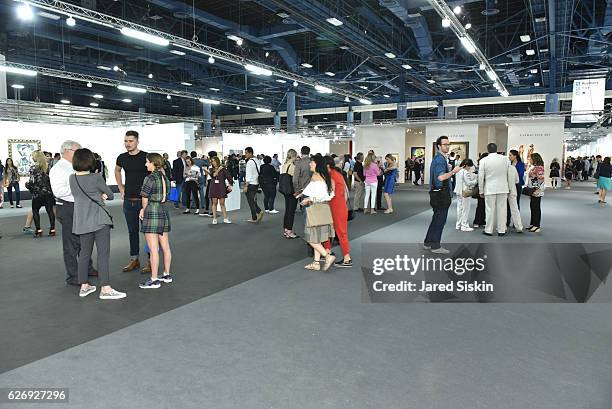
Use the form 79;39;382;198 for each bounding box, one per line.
141;261;152;274
122;259;140;272
88;270;99;277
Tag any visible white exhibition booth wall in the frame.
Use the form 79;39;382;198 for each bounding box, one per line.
424;123;479;185
354;125;406;183
0;121;192;188
201;133;331;159
568;134;612;158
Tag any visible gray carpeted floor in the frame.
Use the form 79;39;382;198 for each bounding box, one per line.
1;186;611;408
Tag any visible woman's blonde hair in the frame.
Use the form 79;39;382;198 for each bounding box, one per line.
285;149;297;163
32;150;48;173
211;156;221;168
364;152;376;168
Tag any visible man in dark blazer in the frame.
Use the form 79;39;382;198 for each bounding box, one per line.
172;150;187;208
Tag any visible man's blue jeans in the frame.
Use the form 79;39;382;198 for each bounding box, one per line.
123;200;142;258
424;205;450;249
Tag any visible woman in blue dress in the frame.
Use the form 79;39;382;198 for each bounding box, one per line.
382;154;398;214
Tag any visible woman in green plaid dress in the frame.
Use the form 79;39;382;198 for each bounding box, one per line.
138;153;173;289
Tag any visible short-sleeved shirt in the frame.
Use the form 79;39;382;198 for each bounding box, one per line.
116;151;148;199
353;161;365;182
430;152;451;194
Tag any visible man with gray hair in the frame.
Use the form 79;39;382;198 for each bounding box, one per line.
50;140;96;285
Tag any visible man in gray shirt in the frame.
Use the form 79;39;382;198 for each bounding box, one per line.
292;145;312;196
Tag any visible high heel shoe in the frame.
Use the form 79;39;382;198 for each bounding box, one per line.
49;229;56;237
33;230;43;238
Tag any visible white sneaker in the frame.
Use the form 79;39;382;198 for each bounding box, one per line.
264;210;270;213
431;247;451;254
79;286;96;298
455;226;460;230
212;219;218;225
269;209;279;214
461;227;474;232
99;289;127;300
223;218;232;224
195;209;200;215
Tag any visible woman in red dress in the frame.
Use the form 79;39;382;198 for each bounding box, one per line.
323;156;352;268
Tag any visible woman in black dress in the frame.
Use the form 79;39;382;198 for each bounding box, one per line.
207;156;234;225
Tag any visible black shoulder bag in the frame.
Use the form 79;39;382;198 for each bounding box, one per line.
74;176;114;229
429;170;452;209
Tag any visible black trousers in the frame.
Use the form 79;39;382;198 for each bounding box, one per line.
184;180;200;209
32;194;55;230
473;196;486;226
282;193;298;230
204;181;211;211
57;202;93;283
262;185;277;211
7;183;20;205
414;170;421;184
245;184;261;220
376;175;384;209
529;196;542;227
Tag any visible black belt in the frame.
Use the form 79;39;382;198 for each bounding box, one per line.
55;198;73;206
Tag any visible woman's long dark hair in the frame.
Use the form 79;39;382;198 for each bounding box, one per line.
509;149;522;163
312;154;332;193
5;158;16;169
324;155;348;185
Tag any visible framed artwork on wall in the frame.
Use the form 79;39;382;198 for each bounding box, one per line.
8;139;41;176
432;141;469;160
410;147;425;159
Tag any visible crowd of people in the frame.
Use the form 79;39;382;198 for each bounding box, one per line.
1;131;610;295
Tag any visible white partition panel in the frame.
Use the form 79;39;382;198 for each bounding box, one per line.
354;125;405;183
424;123;479;185
221;133;330;160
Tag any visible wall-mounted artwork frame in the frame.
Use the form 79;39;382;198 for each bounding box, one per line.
8;139;41;176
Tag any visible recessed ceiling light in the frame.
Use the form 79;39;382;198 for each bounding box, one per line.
526;49;535;56
453;5;462;14
427;79;436;84
170;49;185;56
325;71;335;77
89;102;99;107
326;17;343;26
180;81;192;86
301;63;313;68
122;98;132;103
384;52;396;58
209;87;220;91
60;99;70;104
93;94;103;99
520;35;531;42
401;64;412;69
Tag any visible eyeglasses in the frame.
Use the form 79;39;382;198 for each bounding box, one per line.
440;143;450;146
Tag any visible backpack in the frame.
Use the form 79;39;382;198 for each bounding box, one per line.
278;163;294;195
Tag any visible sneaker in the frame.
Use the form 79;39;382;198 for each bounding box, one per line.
195;209;200;215
431;247;451;254
460;227;474;232
10;204;14;208
16;204;22;208
99;289;127;300
159;274;173;283
335;259;353;268
23;227;34;234
79;285;97;298
199;212;210;217
264;209;270;213
212;219;218;225
423;244;431;250
0;204;3;209
269;209;279;214
183;209;190;214
139;279;162;289
223;218;232;224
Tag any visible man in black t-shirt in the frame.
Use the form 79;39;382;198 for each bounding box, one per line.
115;130;148;272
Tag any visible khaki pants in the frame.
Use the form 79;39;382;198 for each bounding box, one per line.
352;181;365;211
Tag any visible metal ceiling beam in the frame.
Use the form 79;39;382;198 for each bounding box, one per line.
9;0;366;102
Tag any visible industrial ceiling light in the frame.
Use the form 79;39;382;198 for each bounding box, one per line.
383;94;390;98
276;79;287;83
530;68;538;74
500;90;509;97
401;64;412;69
93;94;103;99
17;3;34;20
0;65;37;76
325;71;335;77
208;56;215;64
122;98;131;103
11;84;25;89
117;84;147;93
344;97;350;102
384;52;396;58
314;84;333;94
169;49;185;56
426;79;436;84
38;11;60;20
486;70;497;81
265;51;270;58
66;16;76;27
525;49;535;56
464;23;472;30
60;99;70;104
180;81;192;86
244;64;273;76
446;89;453;93
520;35;531;42
255;96;264;100
236;106;240;110
460;36;476;54
199;98;220;105
326;17;343;26
453;5;462;14
113;65;119;71
339;45;350;50
441;17;451;28
148;73;153;79
89;102;99;107
293;81;298;87
120;27;169;46
209;87;220;91
97;65;112;71
86;82;92;88
359;98;372;105
534;82;540;86
535;16;546;23
256;107;272;113
166;95;171;100
227;34;243;46
301;63;313;68
479;63;486;70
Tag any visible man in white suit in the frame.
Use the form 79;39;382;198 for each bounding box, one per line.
478;143;511;236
